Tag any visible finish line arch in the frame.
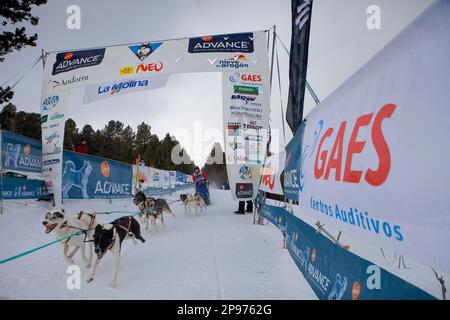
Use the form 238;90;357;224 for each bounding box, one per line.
40;30;272;208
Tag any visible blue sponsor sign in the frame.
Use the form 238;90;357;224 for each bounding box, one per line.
188;32;254;53
1;177;48;199
1;131;42;173
260;202;436;300
62;151;132;199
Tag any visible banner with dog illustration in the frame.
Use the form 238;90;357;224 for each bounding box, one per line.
284;2;450;273
62;151;132;199
40;30;271;207
260;203;436;300
1;131;42;173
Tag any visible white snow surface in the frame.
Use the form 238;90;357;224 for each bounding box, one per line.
0;189;316;300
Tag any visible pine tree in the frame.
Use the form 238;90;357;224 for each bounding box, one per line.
119;125;135;163
134;122;151;160
64;118;79;151
0;0;48;109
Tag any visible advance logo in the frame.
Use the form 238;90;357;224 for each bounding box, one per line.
189;32;254;53
52;49;105;75
236;183;253;198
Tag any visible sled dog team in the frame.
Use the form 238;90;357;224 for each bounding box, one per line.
41;191;206;288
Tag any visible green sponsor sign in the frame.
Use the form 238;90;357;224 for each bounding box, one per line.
233;85;259;96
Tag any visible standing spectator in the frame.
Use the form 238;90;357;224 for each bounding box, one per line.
74;138;88;154
234;200;253;214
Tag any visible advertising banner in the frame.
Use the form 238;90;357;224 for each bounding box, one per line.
40;30;271;207
61;151;132;199
287;2;450;272
260;203;436;300
169;171;176;188
222;70;271;201
161;170;170;189
83;74;170;104
259;151;286;195
1;131;42;173
1;177;49;200
284;209;435;300
283;123;304;201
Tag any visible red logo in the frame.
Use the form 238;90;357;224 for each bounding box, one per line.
241;74;262;82
314;103;396;187
136;62;164;73
64;52;74;60
202;36;213;41
261;164;275;190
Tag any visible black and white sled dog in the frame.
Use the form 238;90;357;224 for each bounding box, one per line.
133;191;176;233
42;210;97;268
180;193;196;216
86;216;145;288
194;192;207;215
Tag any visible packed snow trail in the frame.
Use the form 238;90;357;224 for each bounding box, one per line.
0;189;316;299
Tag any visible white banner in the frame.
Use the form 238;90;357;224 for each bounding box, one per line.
40;31;271;207
259;151;285;195
83;75;170;104
291;1;450;273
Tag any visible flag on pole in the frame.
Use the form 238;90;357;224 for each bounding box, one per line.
286;0;313;134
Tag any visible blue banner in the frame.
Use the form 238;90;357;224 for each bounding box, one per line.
261;205;286;236
1;177;48;199
61;151;132;199
283;122;304;201
261;203;436;300
2;130;192;200
1;131;42;173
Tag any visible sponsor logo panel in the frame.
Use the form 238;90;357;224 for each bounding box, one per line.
189;33;254;53
52;49;105;75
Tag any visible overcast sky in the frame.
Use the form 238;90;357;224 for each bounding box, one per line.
0;0;433;165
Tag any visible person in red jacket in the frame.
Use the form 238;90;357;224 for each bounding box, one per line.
192;166;208;184
192;166;210;204
74;138;88;154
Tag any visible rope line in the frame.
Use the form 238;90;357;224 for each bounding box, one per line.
0;211;140;265
0;55;42;102
275;33;320;106
275;43;287;144
0;55;42;88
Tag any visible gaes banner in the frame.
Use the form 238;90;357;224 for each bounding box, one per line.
286;1;450;273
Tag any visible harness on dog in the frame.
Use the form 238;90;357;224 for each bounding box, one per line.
114;216;133;235
110;216;133;251
59;212;97;245
138;200;159;218
77;212;96;229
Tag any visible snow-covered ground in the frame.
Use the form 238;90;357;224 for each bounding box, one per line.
0;189;316;299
